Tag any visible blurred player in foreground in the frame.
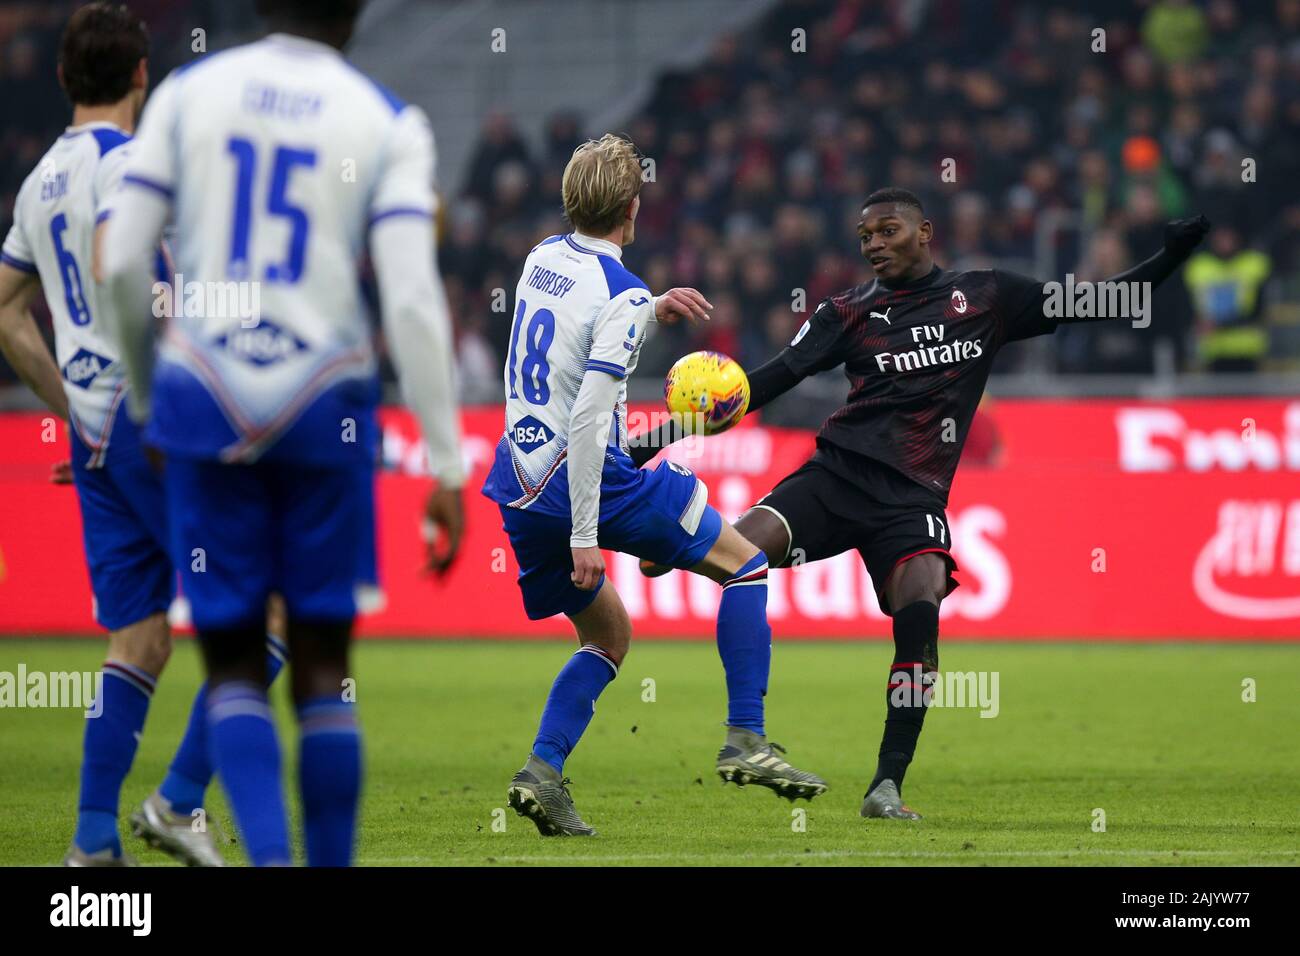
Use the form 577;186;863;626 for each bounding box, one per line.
100;0;464;865
635;187;1210;820
0;1;294;867
482;135;827;837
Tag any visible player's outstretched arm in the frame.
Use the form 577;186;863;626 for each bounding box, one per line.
1058;215;1212;323
0;264;69;418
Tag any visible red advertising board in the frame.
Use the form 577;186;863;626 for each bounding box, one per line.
1;400;1298;639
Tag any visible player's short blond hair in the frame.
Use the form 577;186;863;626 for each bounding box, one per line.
561;134;643;236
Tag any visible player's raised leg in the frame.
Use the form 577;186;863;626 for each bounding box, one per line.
692;519;827;801
861;552;947;821
508;581;628;837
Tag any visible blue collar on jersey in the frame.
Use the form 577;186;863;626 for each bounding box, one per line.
566;232;623;260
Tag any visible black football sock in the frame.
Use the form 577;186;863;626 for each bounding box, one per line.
870;600;939;794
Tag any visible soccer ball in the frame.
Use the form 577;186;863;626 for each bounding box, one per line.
663;350;750;436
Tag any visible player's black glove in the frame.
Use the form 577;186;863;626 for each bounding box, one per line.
1163;214;1211;259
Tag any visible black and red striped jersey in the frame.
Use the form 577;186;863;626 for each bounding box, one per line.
780;265;1052;503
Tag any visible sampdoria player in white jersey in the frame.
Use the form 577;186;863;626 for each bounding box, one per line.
0;1;268;868
99;0;464;866
482;135;828;837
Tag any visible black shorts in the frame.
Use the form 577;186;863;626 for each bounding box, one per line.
752;449;958;615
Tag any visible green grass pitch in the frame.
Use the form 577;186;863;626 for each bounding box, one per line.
1;638;1297;866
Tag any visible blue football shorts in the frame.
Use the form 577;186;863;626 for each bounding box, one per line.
165;455;367;631
70;414;175;631
500;460;723;620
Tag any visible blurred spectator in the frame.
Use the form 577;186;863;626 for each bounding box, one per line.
1142;0;1210;64
1184;225;1272;371
464;112;533;204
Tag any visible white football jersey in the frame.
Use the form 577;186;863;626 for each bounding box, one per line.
116;32;437;461
2;122;136;465
484;232;654;509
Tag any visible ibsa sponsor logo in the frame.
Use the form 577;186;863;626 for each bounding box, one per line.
213;319;308;367
610;483;1011;624
1193;499;1300;620
510;415;554;453
61;348;112;388
1116;404;1300;472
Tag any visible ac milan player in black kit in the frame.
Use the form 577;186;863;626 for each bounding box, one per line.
633;187;1210;820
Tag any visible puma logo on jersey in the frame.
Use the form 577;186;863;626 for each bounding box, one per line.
870;308;892;324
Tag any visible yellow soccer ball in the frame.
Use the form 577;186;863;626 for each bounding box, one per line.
663;350;750;436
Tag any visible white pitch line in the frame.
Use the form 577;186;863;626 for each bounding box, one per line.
364;848;1300;865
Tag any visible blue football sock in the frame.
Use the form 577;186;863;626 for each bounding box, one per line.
298;696;362;867
716;552;771;735
206;680;290;866
160;635;288;815
75;661;156;855
532;646;618;772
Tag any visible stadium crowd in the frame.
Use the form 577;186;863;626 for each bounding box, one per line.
449;0;1300;393
3;0;1298;410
